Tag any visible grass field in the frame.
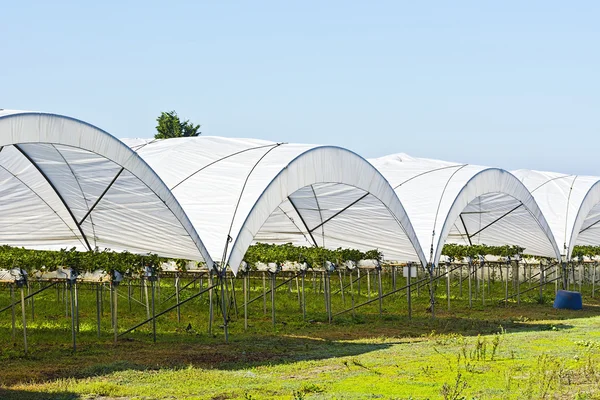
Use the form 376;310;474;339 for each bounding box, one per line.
1;271;599;399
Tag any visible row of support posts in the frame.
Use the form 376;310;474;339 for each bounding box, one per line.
6;259;599;354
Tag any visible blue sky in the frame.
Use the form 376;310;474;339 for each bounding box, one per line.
2;1;599;174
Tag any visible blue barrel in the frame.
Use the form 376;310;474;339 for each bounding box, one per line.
553;290;583;310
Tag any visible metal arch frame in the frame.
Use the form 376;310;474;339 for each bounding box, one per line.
226;145;428;272
566;179;600;259
0;111;214;266
431;168;562;267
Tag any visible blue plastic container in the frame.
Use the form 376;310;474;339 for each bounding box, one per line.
553;290;583;310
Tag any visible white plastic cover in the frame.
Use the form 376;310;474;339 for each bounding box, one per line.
0;110;212;265
369;153;561;266
124;137;427;273
512;170;600;260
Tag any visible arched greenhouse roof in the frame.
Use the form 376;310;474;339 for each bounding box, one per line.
369;153;561;266
0;110;213;265
512;169;600;260
123;137;428;273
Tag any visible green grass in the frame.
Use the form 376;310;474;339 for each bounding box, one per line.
1;271;600;399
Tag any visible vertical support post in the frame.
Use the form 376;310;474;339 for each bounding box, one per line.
459;263;463;298
428;265;435;319
516;260;521;305
367;270;371;298
349;269;355;318
468;260;472;309
271;272;276;330
208;271;214;335
20;285;28;355
327;272;332;323
504;262;509;307
96;284;101;338
262;272;267;316
70;282;76;352
446;263;451;311
175;274;181;323
339;270;345;305
407;264;412;319
592;263;597;298
11;285;16;341
220;271;229;342
151;278;156;343
144;278;150;320
301;272;306;321
481;262;485;306
295;275;301;310
74;281;79;333
113;283;118;344
323;271;328;314
377;267;383;316
243;273;248;331
539;263;545;303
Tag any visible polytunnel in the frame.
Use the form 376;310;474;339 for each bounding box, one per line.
369;153;562;266
123;137;428;273
0;110;212;265
512;170;600;260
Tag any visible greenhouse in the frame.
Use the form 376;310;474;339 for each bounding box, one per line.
122;137;427;273
512;169;600;260
368;153;562;266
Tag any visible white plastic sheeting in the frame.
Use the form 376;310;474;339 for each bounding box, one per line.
0;110;212;265
124;137;427;273
369;153;561;266
512;170;600;260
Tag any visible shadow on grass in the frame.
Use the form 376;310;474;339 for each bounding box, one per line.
0;388;79;400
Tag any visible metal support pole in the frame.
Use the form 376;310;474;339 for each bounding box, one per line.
74;281;79;333
367;269;371;298
208;272;214;335
349;269;355;318
327;272;332;323
96;284;101;337
593;264;597;298
468;261;472;308
243;274;248;331
175;274;181;323
407;264;412;319
10;285;16;341
339;270;345;305
113;283;118;343
505;262;509;307
144;278;150;320
446;263;451;311
271;272;276;329
20;286;28;355
428;266;435;319
262;272;267;316
377;268;383;316
152;279;156;343
301;272;306;321
70;282;76;352
221;272;229;342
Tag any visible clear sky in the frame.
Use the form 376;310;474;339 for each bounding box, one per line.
2;1;599;174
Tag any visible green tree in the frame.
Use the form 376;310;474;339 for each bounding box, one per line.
155;111;201;139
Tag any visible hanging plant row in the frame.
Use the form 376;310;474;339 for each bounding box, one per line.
441;243;600;262
441;243;526;260
244;243;382;268
0;245;173;275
